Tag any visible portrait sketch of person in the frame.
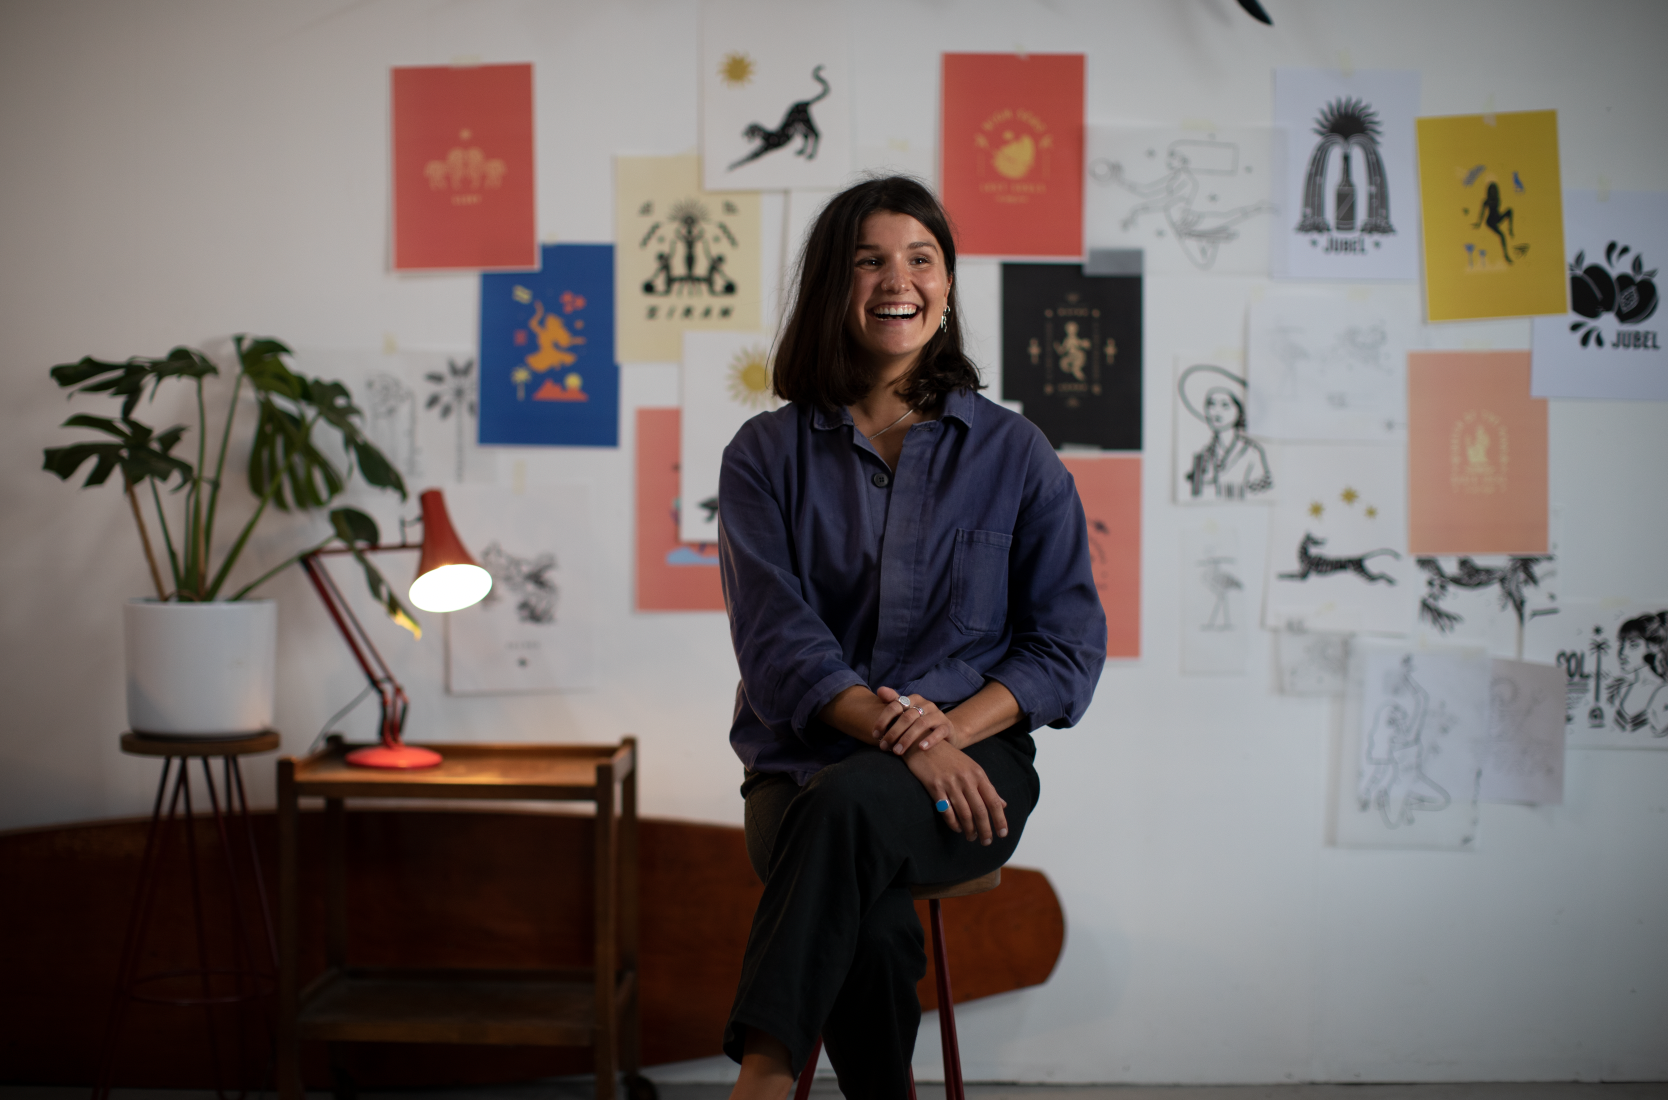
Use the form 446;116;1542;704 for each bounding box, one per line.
1175;361;1273;504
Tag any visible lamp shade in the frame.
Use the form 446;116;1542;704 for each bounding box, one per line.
408;489;493;613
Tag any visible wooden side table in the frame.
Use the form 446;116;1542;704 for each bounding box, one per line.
275;736;646;1100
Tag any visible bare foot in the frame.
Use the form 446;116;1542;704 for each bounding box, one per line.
729;1027;797;1100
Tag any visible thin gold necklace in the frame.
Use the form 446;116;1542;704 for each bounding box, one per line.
865;406;915;440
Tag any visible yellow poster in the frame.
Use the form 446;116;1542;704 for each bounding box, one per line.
614;155;761;362
1416;110;1566;322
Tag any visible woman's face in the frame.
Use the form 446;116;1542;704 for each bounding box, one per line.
846;211;952;381
1619;635;1647;674
1203;388;1239;430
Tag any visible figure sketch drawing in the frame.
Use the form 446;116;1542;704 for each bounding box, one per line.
1358;655;1452;829
1092;139;1273;270
1178;364;1272;501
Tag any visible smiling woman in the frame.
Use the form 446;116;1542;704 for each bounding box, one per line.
715;176;1107;1100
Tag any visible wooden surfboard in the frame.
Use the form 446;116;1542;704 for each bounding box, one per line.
0;811;1063;1086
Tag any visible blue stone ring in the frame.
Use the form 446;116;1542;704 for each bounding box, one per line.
935;799;951;813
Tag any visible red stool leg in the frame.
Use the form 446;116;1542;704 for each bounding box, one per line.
793;1035;822;1100
930;898;966;1100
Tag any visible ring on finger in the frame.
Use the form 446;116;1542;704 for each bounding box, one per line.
935;798;951;813
897;695;912;709
909;704;926;716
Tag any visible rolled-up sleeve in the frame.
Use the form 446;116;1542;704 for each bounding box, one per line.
718;432;865;742
984;467;1108;732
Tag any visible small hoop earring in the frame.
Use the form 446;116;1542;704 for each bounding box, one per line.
940;305;951;333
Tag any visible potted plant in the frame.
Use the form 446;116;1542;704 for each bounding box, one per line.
44;335;416;738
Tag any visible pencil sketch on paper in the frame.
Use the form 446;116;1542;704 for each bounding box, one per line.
1276;630;1349;695
1280;533;1400;584
1358;655;1451;828
1089;137;1274;270
361;372;420;483
1246;292;1417;442
1337;642;1487;850
1198;556;1243;631
479;543;558;626
1482;659;1565;805
729;65;830;170
1175;363;1273;503
424;358;477;483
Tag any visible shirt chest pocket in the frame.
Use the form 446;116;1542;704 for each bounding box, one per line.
950;528;1013;635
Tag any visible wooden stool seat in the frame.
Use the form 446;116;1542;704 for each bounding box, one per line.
911;868;999;901
796;867;1003;1100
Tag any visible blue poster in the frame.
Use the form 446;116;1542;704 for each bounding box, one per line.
479;243;618;447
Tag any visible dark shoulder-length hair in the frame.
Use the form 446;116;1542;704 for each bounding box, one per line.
772;175;983;411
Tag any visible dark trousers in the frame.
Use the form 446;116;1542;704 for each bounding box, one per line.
723;729;1040;1099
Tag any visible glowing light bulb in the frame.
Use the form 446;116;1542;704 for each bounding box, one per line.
409;563;492;613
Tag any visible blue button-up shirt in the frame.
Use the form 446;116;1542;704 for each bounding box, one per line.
718;387;1108;784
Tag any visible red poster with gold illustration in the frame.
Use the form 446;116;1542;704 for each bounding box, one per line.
1059;454;1141;659
391;64;536;271
1407;351;1548;554
941;53;1084;257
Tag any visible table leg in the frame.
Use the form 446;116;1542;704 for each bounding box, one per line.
325;798;346;970
276;759;300;1100
620;750;641;1083
594;761;618;1100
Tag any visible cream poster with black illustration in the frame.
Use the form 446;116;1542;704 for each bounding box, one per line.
700;1;851;192
615;156;761;363
679;330;782;544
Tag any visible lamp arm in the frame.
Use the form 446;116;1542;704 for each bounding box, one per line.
300;550;410;748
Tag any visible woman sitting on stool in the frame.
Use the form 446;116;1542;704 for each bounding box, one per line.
717;175;1108;1100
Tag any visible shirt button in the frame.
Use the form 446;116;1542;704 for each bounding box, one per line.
871;471;891;488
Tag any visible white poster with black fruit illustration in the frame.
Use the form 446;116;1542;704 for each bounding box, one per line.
680;330;782;544
1271;68;1420;282
444;484;595;695
1085;126;1276;276
1531;190;1667;399
700;1;851;192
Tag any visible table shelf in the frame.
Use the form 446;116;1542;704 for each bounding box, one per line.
277;736;642;1099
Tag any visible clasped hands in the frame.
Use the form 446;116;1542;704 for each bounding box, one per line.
868;685;1008;846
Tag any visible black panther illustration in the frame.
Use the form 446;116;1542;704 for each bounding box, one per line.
728;65;830;171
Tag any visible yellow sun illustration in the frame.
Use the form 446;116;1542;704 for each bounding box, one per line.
727;347;773;409
1308;501;1325;519
1364;505;1378;518
719;51;755;88
1340;486;1359;505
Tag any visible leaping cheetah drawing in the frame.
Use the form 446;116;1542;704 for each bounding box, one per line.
1279;533;1400;585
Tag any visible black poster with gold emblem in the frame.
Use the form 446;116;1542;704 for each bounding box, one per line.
1000;263;1141;451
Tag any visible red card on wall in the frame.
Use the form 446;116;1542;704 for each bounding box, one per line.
1060;454;1141;659
941;53;1084;258
636;408;726;612
391;63;537;271
1407;351;1548;554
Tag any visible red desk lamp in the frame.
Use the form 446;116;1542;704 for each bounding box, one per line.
300;489;492;769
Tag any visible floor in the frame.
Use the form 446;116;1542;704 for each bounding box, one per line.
5;1083;1665;1100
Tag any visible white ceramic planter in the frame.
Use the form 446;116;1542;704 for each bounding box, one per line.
123;599;277;739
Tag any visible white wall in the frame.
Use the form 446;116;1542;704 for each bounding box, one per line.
2;0;1665;1085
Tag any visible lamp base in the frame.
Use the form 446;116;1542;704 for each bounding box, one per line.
345;743;443;769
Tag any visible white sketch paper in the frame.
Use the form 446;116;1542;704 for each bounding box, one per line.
1524;599;1668;750
1481;658;1566;805
296;348;495;489
1084;126;1275;275
1276;629;1350;696
1271;68;1421;282
700;1;852;192
1246;287;1419;442
1263;443;1417;636
680;330;782;543
1411;554;1559;657
1174;358;1275;504
1335;641;1487;851
1180;516;1264;676
1530;190;1668;399
444;485;595;695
